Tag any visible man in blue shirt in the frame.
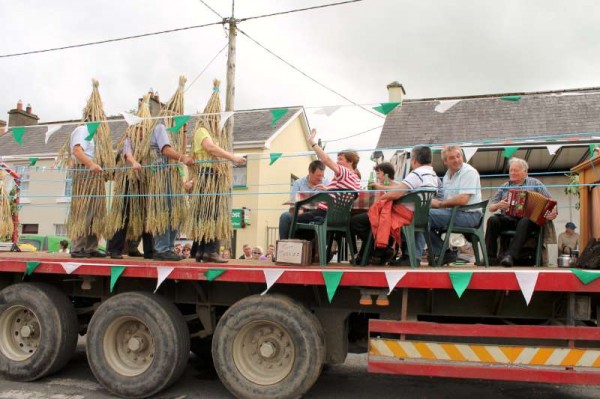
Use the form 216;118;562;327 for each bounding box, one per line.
278;160;328;240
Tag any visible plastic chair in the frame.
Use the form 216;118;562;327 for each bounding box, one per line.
499;229;543;266
434;200;489;267
289;190;358;266
359;190;436;268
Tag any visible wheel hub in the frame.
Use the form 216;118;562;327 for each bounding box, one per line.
103;317;154;377
0;306;41;361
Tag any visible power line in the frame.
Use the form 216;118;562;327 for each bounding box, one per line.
239;0;364;22
197;0;223;19
324;125;383;143
185;43;228;92
237;27;384;120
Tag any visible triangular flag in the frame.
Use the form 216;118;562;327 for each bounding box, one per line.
61;262;81;275
218;111;234;131
384;270;407;295
155;266;175;293
25;261;40;276
314;106;341;117
515;271;539;305
167;115;191;133
28;157;38;166
261;269;285;295
270;108;289;127
589;145;598;158
85;122;100;141
500;96;521;101
373;102;401;115
503;147;519;158
11;127;25;146
177;165;184;176
434;100;460;113
449;271;472;298
205;269;226;281
45;124;62;144
322;271;344;303
546;144;561;155
269;153;283;165
121;111;144;126
110;266;126;293
571;269;600;285
462;147;478;162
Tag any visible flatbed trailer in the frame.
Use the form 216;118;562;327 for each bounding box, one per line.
0;252;598;398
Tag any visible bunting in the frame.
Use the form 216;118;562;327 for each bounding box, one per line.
45;125;62;144
323;271;343;303
373;102;401;115
571;269;600;285
218;111;234;132
261;269;285;295
11;127;25;146
515;271;539;305
270;109;289;127
85;122;100;141
546;144;561;155
449;271;472;298
314;106;341;117
28;158;38;166
462;147;478;162
24;261;40;276
61;262;81;274
155;266;175;293
205;269;226;281
167;115;191;133
384;270;407;295
503;146;519;158
110;265;126;292
269;153;282;165
121;111;144;126
500;96;522;101
434;100;460;113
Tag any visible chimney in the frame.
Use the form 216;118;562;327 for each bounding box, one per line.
387;81;406;103
8;100;39;127
149;91;162;117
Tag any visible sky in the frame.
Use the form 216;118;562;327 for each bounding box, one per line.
2;0;600;161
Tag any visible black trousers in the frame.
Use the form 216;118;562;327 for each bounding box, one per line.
485;214;540;259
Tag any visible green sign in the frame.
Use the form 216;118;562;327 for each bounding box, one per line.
232;209;243;229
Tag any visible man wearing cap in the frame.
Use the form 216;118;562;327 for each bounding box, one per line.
558;222;579;255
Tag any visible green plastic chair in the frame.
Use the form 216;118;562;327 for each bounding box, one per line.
359;190;436;268
289;190;358;266
434;200;489;267
499;229;543;266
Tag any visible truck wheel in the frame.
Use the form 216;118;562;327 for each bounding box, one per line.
0;283;78;381
86;292;190;399
213;294;325;399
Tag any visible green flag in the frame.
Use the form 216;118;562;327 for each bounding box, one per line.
500;96;521;101
28;157;38;166
110;266;126;292
589;145;598;158
177;165;184;176
205;269;226;281
571;269;600;285
270;109;289;127
503;147;519;158
323;271;344;303
167;115;191;133
25;261;41;276
373;102;401;115
85;122;101;141
269;153;283;165
449;271;473;298
11;127;25;146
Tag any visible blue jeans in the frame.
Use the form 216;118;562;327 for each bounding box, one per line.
279;211;293;240
153;170;177;254
428;209;482;256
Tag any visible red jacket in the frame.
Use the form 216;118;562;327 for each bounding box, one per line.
368;199;414;249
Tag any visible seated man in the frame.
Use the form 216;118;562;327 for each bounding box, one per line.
351;146;441;265
558;222;579;255
279;160;328;240
429;145;482;265
485;157;557;267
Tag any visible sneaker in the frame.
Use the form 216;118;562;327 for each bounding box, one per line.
389;255;412;266
110;253;124;260
153;251;183;261
128;250;143;257
88;250;107;258
203;252;229;264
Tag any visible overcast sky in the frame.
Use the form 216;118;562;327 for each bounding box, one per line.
2;0;600;157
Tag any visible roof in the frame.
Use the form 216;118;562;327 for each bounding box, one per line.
0;107;303;158
377;87;600;174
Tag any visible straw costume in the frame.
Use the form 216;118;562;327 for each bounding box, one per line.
105;94;154;258
0;172;13;240
59;80;115;257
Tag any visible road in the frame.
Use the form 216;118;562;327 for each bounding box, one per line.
0;343;598;399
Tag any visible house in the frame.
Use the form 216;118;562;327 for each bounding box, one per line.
377;83;600;264
0;99;313;258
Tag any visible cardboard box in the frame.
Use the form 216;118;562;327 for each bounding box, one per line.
276;239;312;265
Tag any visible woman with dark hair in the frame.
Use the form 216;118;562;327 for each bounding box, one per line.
369;162;397;190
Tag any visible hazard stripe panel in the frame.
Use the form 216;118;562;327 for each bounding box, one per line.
370;338;600;368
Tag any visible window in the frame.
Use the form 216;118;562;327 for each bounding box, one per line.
233;157;247;188
21;224;38;234
54;224;67;237
64;173;73;197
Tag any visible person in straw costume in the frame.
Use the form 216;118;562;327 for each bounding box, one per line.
186;79;245;263
60;80;115;258
146;76;194;261
0;171;13;241
105;94;154;259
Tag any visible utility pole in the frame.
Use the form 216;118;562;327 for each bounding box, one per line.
224;14;237;152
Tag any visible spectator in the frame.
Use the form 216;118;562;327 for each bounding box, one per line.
558;222;579;255
266;244;276;261
59;240;70;254
239;244;252;259
175;244;183;256
222;248;231;259
368;162;397;190
252;246;264;260
182;244;192;259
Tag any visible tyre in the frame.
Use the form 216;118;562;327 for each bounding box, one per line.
86;292;190;398
0;283;79;381
213;294;326;399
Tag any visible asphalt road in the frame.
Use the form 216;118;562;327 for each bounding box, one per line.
0;344;598;399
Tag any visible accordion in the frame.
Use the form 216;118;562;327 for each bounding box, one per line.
506;189;557;226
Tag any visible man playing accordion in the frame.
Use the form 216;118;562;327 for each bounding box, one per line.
485;157;558;267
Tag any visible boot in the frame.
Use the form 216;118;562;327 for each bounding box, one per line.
203;252;228;264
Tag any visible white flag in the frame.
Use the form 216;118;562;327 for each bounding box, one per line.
314;106;341;117
155;266;175;293
121;111;144;126
434;100;460;113
384;270;407;295
261;269;285;295
515;271;539;305
45;125;62;144
463;147;478;162
61;262;81;275
546;144;562;155
218;111;234;132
